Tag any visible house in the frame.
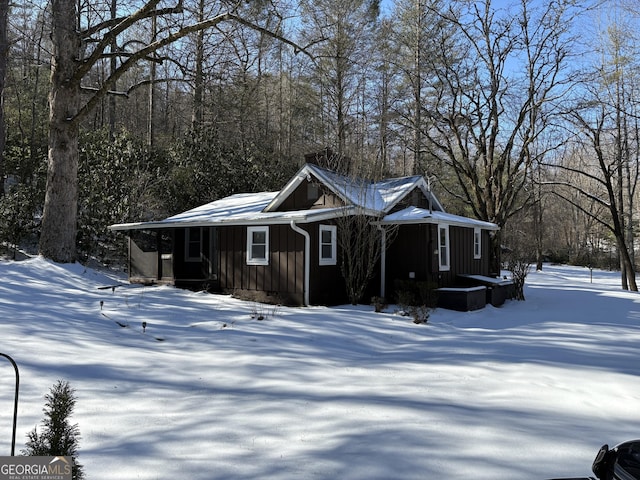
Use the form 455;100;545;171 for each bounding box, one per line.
109;162;500;307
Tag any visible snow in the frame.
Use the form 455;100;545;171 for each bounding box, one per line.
109;191;345;231
110;163;492;232
381;206;500;230
268;163;443;216
1;258;639;479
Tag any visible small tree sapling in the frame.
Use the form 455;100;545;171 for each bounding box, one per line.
22;380;84;480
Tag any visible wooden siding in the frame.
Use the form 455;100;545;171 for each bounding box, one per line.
277;179;343;211
385;224;493;301
448;226;491;277
218;224;305;305
385;224;436;289
389;187;432;213
308;221;348;305
125;220;493;307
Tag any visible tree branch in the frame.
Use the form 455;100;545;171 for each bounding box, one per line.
74;11;312;123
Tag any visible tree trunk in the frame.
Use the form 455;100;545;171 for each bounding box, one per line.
108;0;117;139
39;0;81;263
192;0;205;128
534;193;544;271
489;230;502;277
0;0;8;198
617;235;637;291
147;15;157;148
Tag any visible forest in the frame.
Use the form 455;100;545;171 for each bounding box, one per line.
0;0;639;290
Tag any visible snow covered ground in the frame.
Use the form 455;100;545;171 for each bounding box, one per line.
1;257;639;479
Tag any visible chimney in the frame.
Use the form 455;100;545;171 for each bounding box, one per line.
304;148;350;174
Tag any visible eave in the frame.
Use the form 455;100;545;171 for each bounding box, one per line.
109;206;356;232
377;206;500;231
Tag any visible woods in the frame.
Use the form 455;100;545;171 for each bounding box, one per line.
1;0;640;290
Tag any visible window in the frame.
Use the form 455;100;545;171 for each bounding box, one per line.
438;225;450;271
185;227;201;262
307;182;319;201
474;227;482;259
247;226;269;265
319;224;337;265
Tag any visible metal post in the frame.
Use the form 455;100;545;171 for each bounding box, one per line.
0;353;19;456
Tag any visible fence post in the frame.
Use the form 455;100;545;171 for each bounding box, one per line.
0;353;19;456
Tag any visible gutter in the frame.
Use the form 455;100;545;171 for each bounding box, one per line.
108;207;356;232
377;225;387;299
289;220;310;306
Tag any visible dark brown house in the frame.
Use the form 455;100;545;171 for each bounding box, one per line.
109;163;500;307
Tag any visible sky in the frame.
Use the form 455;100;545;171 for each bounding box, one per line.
1;257;639;479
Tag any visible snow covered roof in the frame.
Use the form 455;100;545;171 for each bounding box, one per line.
263;163;444;214
109;164;496;232
109;191;350;231
379;206;500;230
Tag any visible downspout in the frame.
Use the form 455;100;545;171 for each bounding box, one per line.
377;224;386;299
290;220;310;306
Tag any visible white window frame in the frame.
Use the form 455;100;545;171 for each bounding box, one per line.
246;226;269;265
185;227;201;262
319;224;337;266
473;227;482;259
438;224;450;271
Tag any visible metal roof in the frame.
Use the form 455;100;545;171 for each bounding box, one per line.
379;206;500;230
109;164;497;232
109;192;352;231
263;163;444;214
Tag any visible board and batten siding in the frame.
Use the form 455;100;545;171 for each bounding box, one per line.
277;178;343;211
385;224;436;287
307;220;348;305
448;225;492;277
217;224;305;305
385;223;493;298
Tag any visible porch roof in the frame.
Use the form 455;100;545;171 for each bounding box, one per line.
109;191;351;231
378;206;500;231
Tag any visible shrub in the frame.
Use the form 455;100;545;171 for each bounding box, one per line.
505;250;531;301
371;296;388;312
393;280;439;309
22;380;84;480
409;305;430;324
393;280;437;324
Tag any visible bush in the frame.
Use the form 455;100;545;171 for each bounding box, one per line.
22;380;84;480
409;305;430;324
371;296;388;312
393;280;438;324
393;280;439;308
505;250;531;301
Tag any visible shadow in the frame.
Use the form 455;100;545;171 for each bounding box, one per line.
1;260;638;478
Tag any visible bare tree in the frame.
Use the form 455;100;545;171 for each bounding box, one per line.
422;0;580;275
39;0;309;262
544;4;640;291
336;212;383;304
370;18;394;172
299;0;379;160
326;153;399;304
389;0;449;175
551;105;639;291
